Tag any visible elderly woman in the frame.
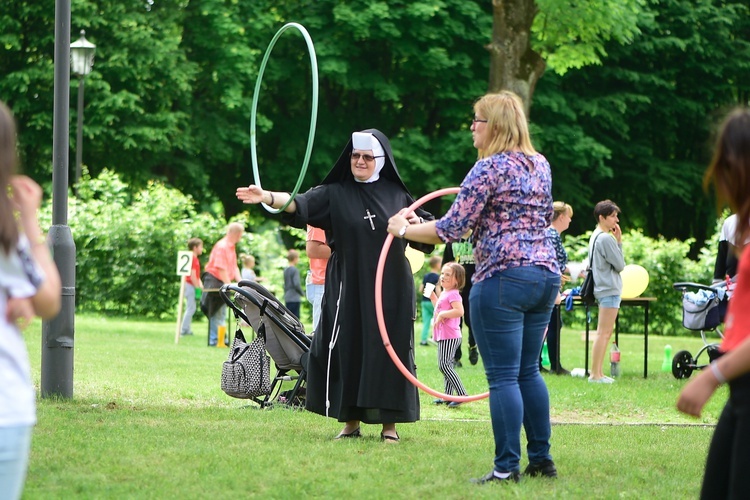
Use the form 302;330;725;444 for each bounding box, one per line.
236;129;433;442
388;91;560;483
543;201;574;375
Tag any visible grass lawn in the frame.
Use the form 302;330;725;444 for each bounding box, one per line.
21;313;723;498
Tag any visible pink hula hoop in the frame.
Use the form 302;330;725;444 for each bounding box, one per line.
375;187;489;403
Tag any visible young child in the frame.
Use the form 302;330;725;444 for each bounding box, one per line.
240;253;258;282
283;249;304;319
180;237;203;336
419;256;441;346
430;262;468;408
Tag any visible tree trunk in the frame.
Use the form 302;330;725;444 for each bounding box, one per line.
488;0;546;112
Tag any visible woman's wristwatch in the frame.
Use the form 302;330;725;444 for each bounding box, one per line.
398;225;408;238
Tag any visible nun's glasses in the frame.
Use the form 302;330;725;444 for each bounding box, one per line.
350;152;384;162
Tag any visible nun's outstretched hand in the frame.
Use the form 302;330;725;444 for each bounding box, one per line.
236;185;264;204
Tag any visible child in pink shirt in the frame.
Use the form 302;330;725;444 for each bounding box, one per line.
430;262;468;407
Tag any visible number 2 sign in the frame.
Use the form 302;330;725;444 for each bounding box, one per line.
176;251;193;276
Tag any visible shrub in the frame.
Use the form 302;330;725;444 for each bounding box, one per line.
40;170;282;317
39;171;728;330
563;228;714;335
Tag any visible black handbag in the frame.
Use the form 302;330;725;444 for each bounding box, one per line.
221;327;272;399
580;232;604;306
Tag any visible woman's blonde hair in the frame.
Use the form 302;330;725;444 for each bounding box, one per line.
552;201;573;221
474;91;536;159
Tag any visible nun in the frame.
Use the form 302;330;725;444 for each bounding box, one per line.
236;129;433;442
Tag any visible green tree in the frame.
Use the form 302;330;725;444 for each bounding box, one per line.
532;0;750;248
487;0;644;108
0;0;201;192
2;0;745;247
38;169;287;317
223;0;493;219
0;0;57;181
179;0;278;206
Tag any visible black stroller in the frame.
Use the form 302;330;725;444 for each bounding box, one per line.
219;280;311;408
671;281;732;379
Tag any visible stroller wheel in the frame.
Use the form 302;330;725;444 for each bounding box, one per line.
672;350;695;379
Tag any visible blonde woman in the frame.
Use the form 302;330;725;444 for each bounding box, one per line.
388;91;560;483
543;201;573;375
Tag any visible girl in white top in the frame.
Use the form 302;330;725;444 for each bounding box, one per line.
430;262;468;407
0;100;61;500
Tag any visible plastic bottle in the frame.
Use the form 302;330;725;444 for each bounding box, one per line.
610;342;621;377
662;344;673;372
541;342;551;369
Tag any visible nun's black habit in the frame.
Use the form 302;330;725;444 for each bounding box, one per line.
282;129;433;424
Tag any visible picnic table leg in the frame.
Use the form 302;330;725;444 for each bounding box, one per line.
614;315;620;346
555;305;562;371
644;302;649;378
585;304;590;377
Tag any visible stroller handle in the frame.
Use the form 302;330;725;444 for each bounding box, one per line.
219;284;253;325
673;281;727;292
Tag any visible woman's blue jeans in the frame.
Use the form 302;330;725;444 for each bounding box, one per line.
470;266;560;473
0;425;33;500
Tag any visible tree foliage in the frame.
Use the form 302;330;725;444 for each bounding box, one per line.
39;169;255;317
533;0;644;74
532;0;750;248
2;0;749;258
34;169;728;330
487;0;644;108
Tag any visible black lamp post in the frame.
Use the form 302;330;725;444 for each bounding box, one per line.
43;0;76;398
70;30;95;185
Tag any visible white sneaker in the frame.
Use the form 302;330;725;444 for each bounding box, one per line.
588;376;615;384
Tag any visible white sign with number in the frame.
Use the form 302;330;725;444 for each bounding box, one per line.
176;251;193;276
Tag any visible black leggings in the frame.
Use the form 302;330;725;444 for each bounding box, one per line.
546;305;562;370
701;371;750;499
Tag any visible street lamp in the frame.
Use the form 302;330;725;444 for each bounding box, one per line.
70;29;95;185
44;0;76;398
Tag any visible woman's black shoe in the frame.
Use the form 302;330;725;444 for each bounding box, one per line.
523;459;557;478
471;470;521;484
469;346;479;365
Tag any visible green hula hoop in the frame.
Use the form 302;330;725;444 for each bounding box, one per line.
250;22;318;214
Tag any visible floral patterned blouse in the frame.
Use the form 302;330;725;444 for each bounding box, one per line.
547;227;568;271
435;152;559;284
